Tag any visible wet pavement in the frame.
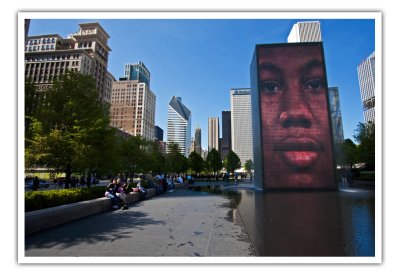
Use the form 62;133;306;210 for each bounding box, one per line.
25;188;255;258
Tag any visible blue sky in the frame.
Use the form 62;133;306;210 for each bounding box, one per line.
27;17;375;149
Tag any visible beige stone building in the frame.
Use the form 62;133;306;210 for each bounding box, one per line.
110;79;156;141
24;22;113;103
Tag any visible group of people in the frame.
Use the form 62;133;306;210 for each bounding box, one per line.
104;178;146;210
53;175;98;189
104;174;185;210
152;174;177;194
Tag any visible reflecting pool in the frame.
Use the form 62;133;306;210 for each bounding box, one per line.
233;187;375;256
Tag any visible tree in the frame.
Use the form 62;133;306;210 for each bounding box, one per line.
244;159;254;174
224;150;241;174
354;121;375;170
206;148;222;178
25;71;114;187
119;135;147;178
145;140;166;175
25;79;46;148
166;143;188;174
188;151;204;174
335;139;359;168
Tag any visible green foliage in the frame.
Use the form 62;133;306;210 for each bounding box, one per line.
244;159;254;173
224;150;241;173
206;148;222;175
335;139;359;168
119;135;147;177
145;140;166;175
188;151;204;173
25;71;115;183
354;122;375;170
166;143;188;173
353;171;375;181
25;187;106;212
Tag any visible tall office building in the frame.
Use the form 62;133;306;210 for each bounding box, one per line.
208;117;220;152
24;22;112;103
155;126;164;141
104;71;116;103
357;52;375;122
194;128;202;155
328;87;345;144
110;77;156;141
287;21;322;43
124;62;151;87
230;88;253;166
220;110;232;160
167;96;192;157
155;125;167;154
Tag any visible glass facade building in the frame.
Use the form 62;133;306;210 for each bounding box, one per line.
357;52;375;123
208;117;220;151
124;61;151;87
167;96;192;157
221;110;232;160
194;128;202;155
230;88;253;166
328;87;345;144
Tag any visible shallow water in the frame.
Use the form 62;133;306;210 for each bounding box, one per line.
233;187;375;256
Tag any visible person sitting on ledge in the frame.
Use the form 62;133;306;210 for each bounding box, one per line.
105;180;120;209
137;182;147;200
115;178;128;210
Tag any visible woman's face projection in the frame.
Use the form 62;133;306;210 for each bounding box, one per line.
257;43;336;189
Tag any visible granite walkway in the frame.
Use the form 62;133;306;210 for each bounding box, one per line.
25;188;255;259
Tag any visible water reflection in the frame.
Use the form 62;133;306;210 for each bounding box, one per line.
234;188;375;256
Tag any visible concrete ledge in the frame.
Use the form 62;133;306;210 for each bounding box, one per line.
25;188;156;236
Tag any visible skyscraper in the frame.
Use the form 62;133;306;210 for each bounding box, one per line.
167;96;192;157
110;62;156;141
194;128;202;155
221;110;232;160
328;87;345;144
110;78;156;141
155;126;164;141
208;117;220;152
357;52;375;122
24;22;112;103
230;88;253;166
124;61;151;87
287;21;322;43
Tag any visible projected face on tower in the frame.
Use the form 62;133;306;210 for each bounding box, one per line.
256;43;336;189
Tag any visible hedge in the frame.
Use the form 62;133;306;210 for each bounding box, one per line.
25;181;153;212
25;186;107;212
